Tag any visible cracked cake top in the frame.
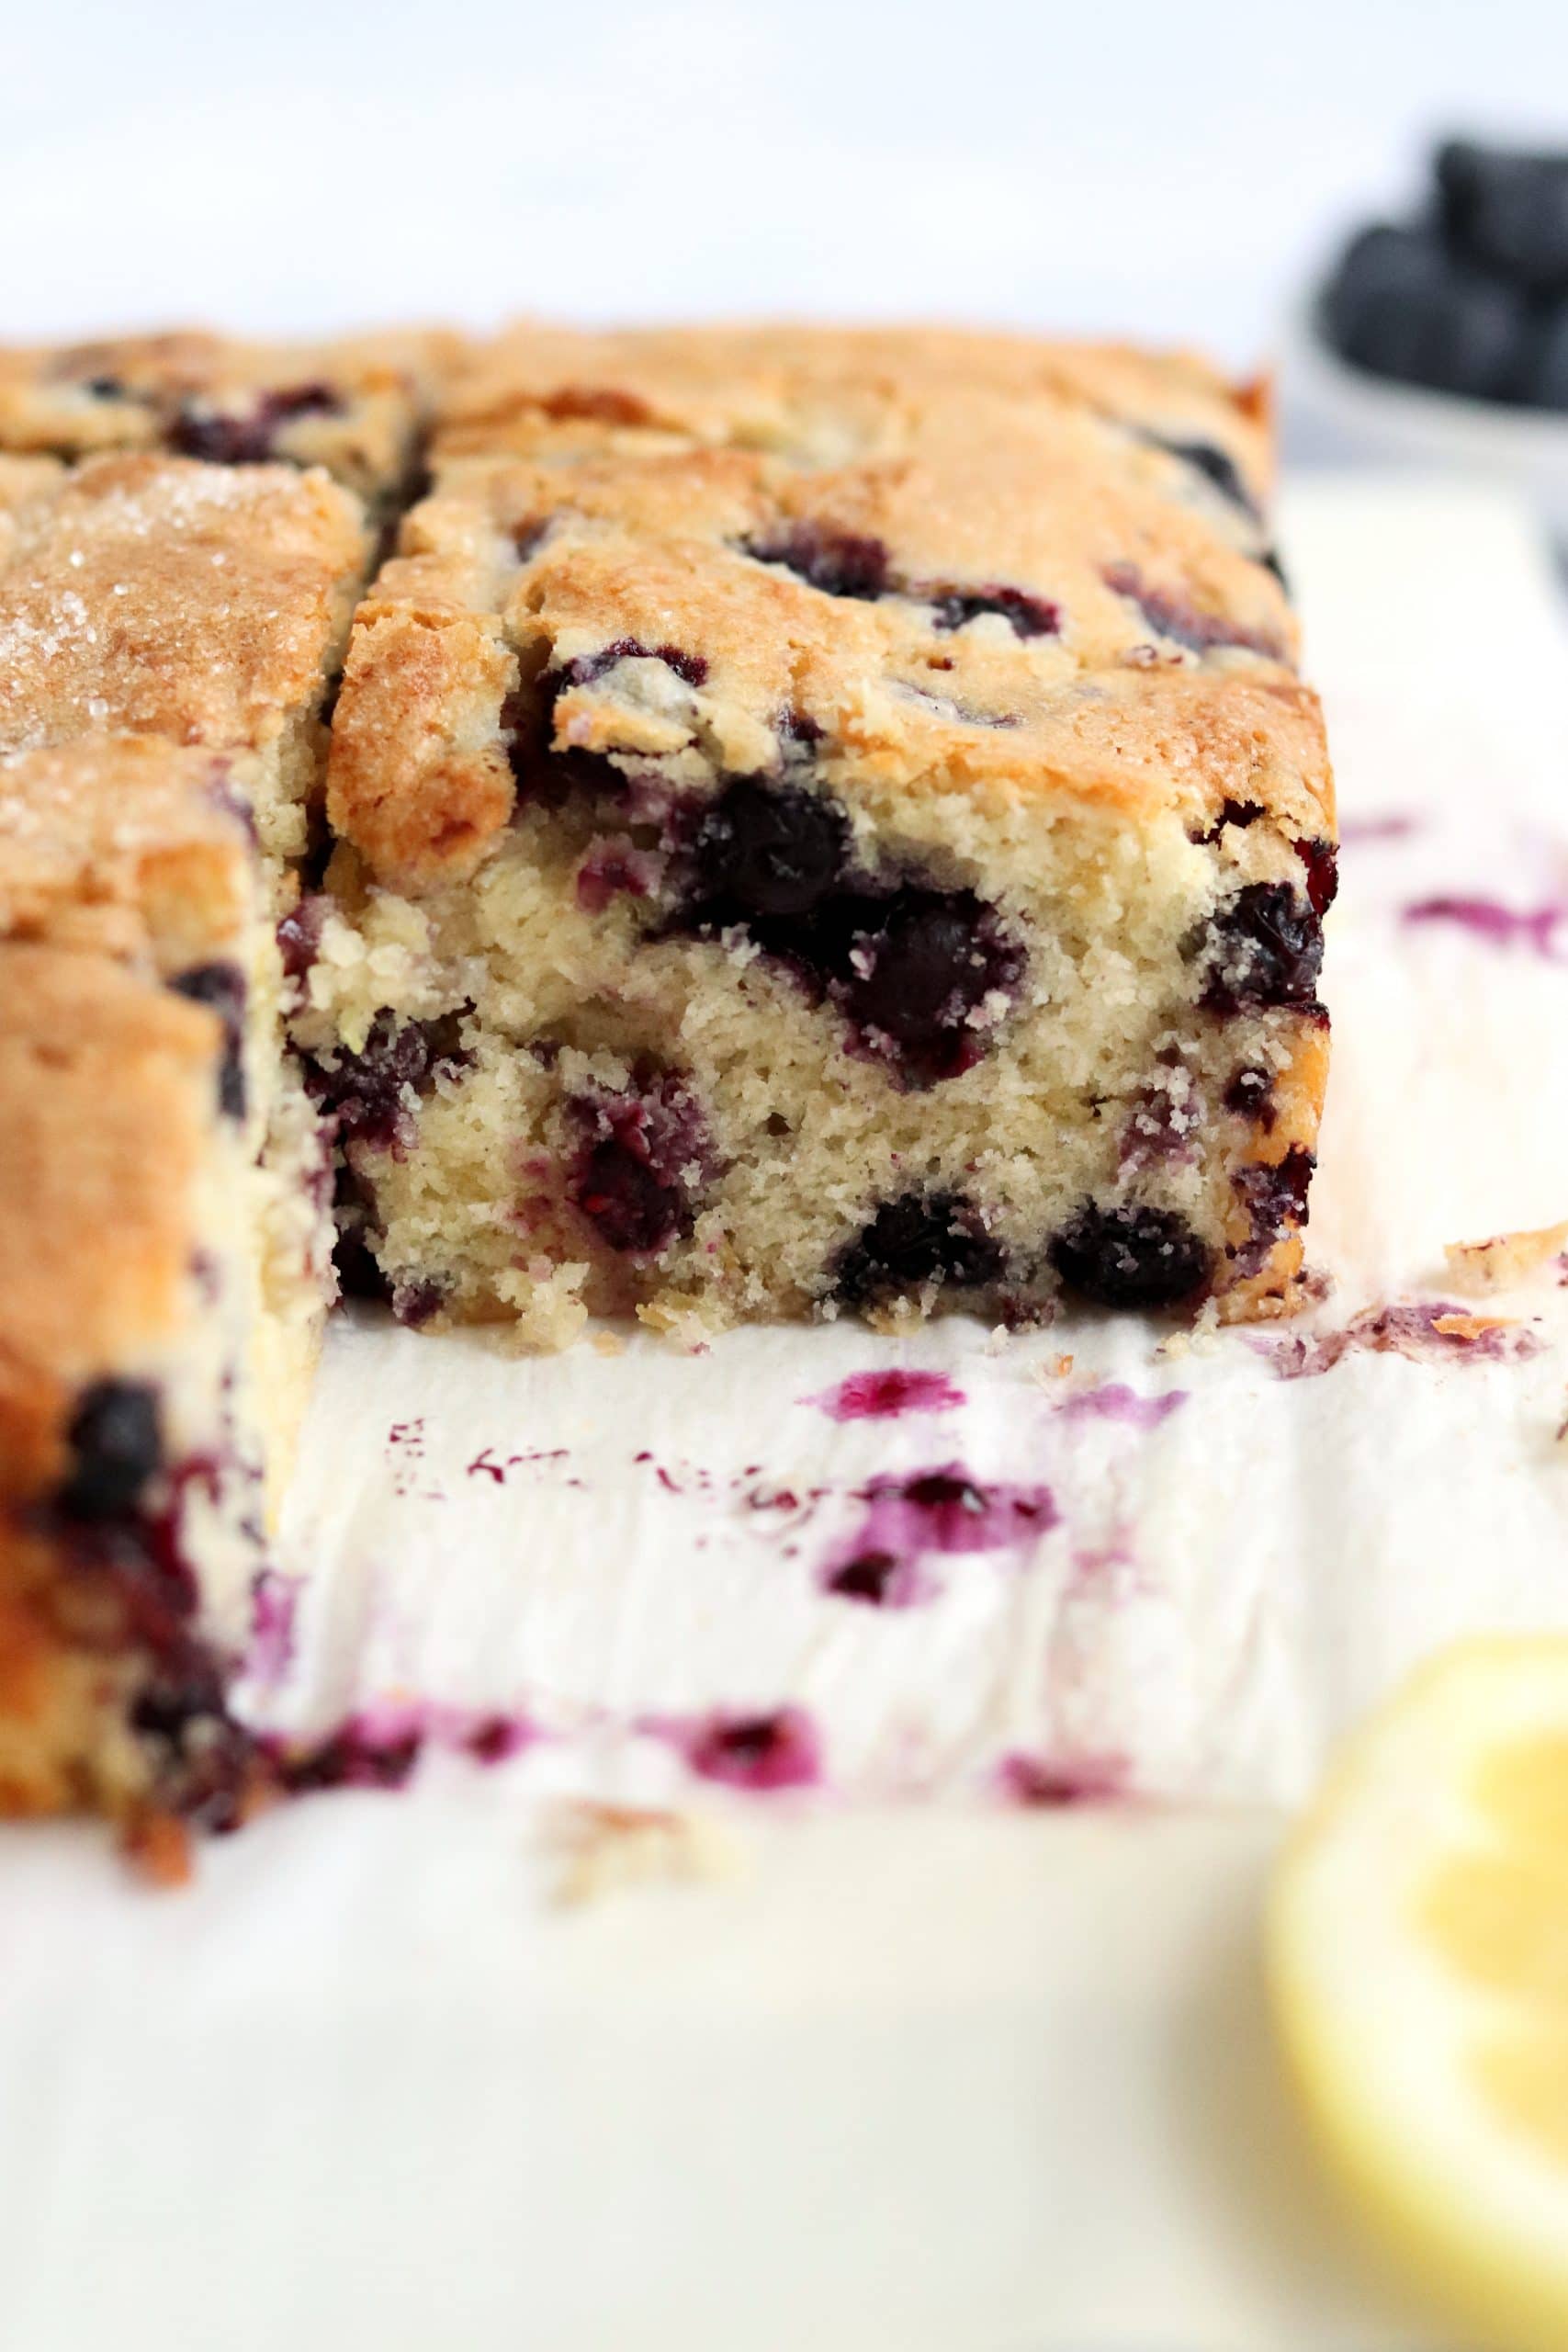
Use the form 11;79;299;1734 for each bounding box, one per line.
437;321;1271;506
329;337;1326;893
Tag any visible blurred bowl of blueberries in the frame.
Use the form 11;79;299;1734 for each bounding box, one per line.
1286;137;1568;537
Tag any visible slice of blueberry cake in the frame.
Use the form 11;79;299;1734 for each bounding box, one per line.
0;944;269;1843
305;326;1333;1345
0;328;456;514
0;454;371;1846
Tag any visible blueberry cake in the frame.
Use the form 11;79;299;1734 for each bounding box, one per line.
0;319;1335;1847
305;324;1332;1346
0;328;455;511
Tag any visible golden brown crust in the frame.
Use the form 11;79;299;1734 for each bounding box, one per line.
0;737;254;971
326;604;520;888
0;453;369;765
0;945;218;1501
332;345;1322;891
0;327;462;504
438;320;1270;502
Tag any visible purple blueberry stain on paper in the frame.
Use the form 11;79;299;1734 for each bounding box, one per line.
244;1569;301;1686
1056;1382;1188;1430
1257;1299;1543;1381
267;1700;540;1796
997;1751;1129;1807
821;1464;1057;1607
1402;895;1568;956
1070;1525;1138;1584
1339;812;1420;846
466;1443;571;1486
808;1367;967;1420
670;1706;823;1791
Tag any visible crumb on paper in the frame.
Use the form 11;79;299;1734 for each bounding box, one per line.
123;1809;193;1890
1443;1221;1568;1295
1158;1301;1222;1360
591;1329;626;1358
543;1799;747;1909
1032;1353;1075;1385
1432;1311;1522;1342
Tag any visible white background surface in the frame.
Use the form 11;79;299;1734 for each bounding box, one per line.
2;0;1566;374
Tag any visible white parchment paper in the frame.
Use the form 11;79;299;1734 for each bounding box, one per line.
2;478;1564;2352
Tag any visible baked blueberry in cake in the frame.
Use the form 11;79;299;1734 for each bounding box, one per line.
305;324;1332;1347
0;328;457;512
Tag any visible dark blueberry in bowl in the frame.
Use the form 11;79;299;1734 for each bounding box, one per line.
1201;883;1324;1014
1049;1204;1213;1311
59;1379;164;1519
1437;141;1568;296
833;1191;1004;1310
694;777;852;919
169;960;247;1119
1525;302;1568;412
1320;223;1527;401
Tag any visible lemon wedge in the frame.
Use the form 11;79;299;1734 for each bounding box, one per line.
1269;1639;1568;2351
